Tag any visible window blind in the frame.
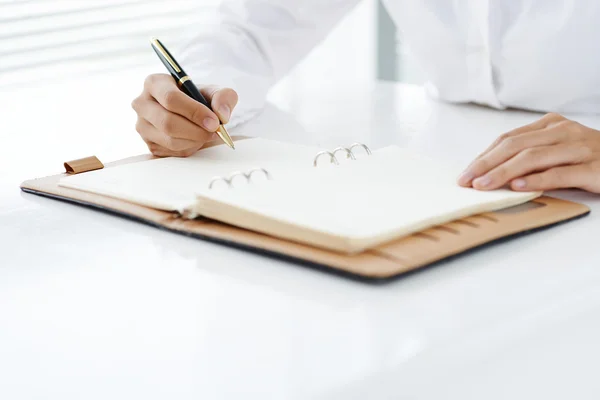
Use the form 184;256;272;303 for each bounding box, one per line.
0;0;218;86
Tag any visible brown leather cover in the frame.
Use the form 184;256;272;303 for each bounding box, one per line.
20;150;591;282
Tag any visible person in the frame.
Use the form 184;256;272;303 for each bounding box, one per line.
131;1;600;194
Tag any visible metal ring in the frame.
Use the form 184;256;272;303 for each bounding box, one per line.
228;171;250;186
333;147;356;160
349;143;372;156
246;168;271;181
177;75;191;87
208;176;230;189
313;151;339;167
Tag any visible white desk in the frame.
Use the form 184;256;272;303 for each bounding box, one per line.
1;72;600;399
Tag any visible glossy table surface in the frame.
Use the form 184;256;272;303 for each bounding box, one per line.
1;71;600;399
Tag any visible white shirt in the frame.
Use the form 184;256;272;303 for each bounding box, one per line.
180;0;600;126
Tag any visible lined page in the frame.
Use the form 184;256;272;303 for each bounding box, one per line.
58;138;322;211
194;146;541;252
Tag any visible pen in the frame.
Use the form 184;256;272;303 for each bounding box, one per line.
150;37;235;149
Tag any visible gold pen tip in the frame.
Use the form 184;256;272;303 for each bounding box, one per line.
216;125;235;149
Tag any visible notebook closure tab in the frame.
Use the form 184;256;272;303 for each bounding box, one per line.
64;156;104;174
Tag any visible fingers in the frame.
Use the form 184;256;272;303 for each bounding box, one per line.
510;164;591;191
135;117;202;153
132;74;239;157
458;122;569;186
144;74;220;132
457;112;600;194
133;95;214;143
144;140;204;158
471;143;591;190
470;113;565;161
143;133;218;158
200;85;239;124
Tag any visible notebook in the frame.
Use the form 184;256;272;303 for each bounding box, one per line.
57;137;542;254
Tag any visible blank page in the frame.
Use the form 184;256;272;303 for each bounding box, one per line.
194;146;541;252
58;138;322;211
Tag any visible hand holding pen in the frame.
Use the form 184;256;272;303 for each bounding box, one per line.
131;38;238;156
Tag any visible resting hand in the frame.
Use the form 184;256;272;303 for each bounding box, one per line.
457;113;600;193
131;74;238;157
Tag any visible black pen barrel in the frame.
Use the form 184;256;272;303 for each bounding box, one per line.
179;79;210;109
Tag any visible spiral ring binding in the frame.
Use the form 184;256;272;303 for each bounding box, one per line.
208;167;271;189
313;151;340;167
230;171;251;186
333;147;356;160
313;143;371;167
349;142;372;156
208;176;230;189
247;167;271;181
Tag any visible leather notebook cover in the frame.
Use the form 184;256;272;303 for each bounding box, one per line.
20;150;591;282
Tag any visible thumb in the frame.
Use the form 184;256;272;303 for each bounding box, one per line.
200;85;239;124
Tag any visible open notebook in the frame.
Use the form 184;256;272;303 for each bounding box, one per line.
57;138;541;254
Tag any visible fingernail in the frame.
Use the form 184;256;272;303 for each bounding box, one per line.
457;170;474;185
473;175;492;188
218;105;231;122
203;117;219;131
513;179;526;189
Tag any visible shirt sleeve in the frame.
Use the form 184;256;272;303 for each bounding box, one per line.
178;0;361;127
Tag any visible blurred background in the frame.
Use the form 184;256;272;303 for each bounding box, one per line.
0;0;424;89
